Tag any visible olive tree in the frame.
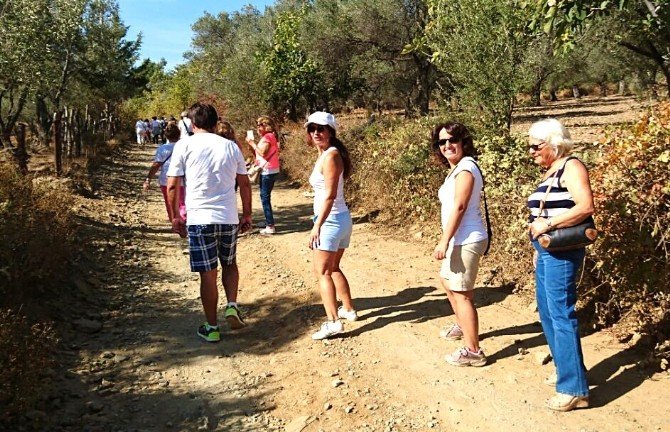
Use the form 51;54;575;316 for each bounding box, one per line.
425;0;537;131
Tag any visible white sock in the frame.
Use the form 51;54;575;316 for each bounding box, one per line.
227;302;238;308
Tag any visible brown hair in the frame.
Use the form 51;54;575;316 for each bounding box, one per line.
306;125;353;179
164;122;180;142
430;121;477;166
216;120;236;141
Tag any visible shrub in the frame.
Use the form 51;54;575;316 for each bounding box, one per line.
0;162;74;303
585;103;670;345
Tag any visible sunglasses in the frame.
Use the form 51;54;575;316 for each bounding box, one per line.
437;136;460;147
307;124;327;134
528;142;546;152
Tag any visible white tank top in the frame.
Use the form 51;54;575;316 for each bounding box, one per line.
308;146;348;215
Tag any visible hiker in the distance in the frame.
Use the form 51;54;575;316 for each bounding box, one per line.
143;122;186;222
178;111;193;139
305;111;357;340
431;121;489;367
167;102;252;343
245;115;280;235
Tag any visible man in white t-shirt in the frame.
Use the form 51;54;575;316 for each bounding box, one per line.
178;111;193;139
167;102;252;343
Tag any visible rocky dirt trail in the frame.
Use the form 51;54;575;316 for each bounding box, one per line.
41;137;669;432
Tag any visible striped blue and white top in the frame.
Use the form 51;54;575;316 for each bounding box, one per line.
527;156;579;222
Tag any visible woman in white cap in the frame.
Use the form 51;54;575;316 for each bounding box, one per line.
306;111;357;340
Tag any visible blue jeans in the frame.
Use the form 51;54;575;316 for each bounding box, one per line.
260;173;278;226
532;240;588;396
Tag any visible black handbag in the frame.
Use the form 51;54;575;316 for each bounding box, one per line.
536;159;598;252
538;218;598;251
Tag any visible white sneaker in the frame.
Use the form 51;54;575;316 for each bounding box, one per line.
337;306;358;322
259;226;276;235
311;320;343;340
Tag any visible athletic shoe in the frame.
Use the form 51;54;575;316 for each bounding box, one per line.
445;347;487;367
197;323;220;343
337;306;358;322
225;305;246;329
439;323;463;341
259;226;276;235
311;320;344;340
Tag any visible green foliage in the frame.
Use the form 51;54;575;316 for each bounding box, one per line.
528;1;670;94
263;8;320;120
476;133;539;264
426;0;537;130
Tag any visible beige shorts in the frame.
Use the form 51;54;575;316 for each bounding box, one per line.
439;239;488;291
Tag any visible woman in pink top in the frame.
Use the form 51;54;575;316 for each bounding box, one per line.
246;115;280;234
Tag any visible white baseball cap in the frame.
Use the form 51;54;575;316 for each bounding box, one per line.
305;111;337;131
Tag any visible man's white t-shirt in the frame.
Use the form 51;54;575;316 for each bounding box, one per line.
167;133;247;225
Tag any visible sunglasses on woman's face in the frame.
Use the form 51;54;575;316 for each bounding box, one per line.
529;142;546;152
437;136;460;147
307;124;327;134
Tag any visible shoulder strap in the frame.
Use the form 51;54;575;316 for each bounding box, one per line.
466;158;492;256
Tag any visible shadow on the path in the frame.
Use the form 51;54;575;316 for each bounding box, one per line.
587;338;658;407
334;284;514;338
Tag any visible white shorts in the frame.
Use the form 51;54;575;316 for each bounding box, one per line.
440;239;488;291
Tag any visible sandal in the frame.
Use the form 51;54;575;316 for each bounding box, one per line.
546;393;589;412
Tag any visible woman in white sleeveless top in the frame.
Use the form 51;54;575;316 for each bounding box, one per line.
432;122;489;367
305;112;357;340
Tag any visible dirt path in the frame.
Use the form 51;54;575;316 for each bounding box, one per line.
48;140;669;432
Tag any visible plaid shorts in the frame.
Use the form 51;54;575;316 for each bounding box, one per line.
187;224;239;272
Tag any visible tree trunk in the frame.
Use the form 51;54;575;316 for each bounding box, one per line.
15;123;28;175
36;96;53;147
54;111;63;177
411;54;434;117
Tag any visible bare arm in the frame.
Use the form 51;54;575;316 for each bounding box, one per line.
167;176;186;237
143;162;162;191
237;173;253;232
434;171;475;260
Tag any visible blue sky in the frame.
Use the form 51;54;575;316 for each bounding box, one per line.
118;1;276;71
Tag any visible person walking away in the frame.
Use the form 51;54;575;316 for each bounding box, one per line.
143;122;186;221
305;112;357;340
151;116;161;144
167;102;252;343
527;118;594;411
178;111;193;139
245;115;280;234
431;122;489;367
135;118;146;145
